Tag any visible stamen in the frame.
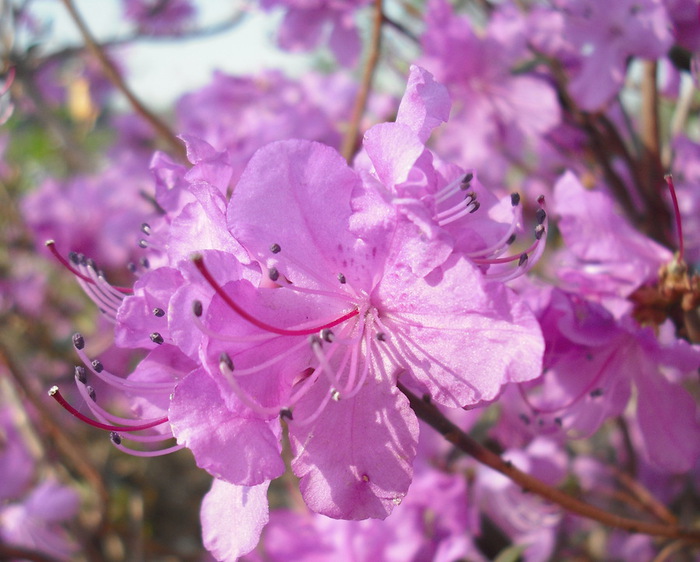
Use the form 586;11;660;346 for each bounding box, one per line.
110;437;185;457
141;223;152;235
45;241;133;294
193;255;359;337
436;195;481;226
218;358;288;417
193;300;203;317
274;280;357;303
481;196;548;282
341;330;373;399
48;386;169;432
270;243;281;254
464;202;521;259
150;332;164;345
75;381;171;430
153;307;165;317
72;335;174;393
435;171;475;204
290;387;334;427
310;336;347;389
73;333;85;350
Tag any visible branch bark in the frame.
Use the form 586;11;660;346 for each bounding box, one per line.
341;0;383;163
398;381;700;543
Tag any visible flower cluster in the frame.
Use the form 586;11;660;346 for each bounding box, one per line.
3;0;700;560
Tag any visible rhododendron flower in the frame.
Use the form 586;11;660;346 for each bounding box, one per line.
48;66;547;560
551;171;673;311
259;0;371;66
420;0;560;180
559;0;673;110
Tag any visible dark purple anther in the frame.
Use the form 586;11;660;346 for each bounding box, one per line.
193;300;203;317
220;352;234;372
72;333;85;350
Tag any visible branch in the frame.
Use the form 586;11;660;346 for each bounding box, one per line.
43;15;246;65
341;0;384;163
59;0;187;163
397;381;700;543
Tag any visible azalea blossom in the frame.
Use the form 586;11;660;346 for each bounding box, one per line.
44;66;549;560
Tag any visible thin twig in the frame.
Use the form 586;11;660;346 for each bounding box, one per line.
640;61;663;182
382;13;418;44
398;381;700;542
341;0;384;163
43;14;247;65
59;0;187;162
613;469;678;526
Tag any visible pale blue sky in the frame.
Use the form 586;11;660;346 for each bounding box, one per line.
28;0;311;108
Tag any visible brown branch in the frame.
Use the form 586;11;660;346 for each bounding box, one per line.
640;61;663;183
59;0;187;163
397;381;700;542
43;15;247;65
341;0;383;163
613;469;678;526
382;13;418;44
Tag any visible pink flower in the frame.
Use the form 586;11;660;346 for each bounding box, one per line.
560;0;673;110
420;0;560;181
49;68;545;560
259;0;371;66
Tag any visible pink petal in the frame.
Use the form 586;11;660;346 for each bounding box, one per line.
170;369;285;485
290;375;418;520
635;363;700;473
396;65;451;143
363;122;427;188
379;257;544;407
201;478;270;561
